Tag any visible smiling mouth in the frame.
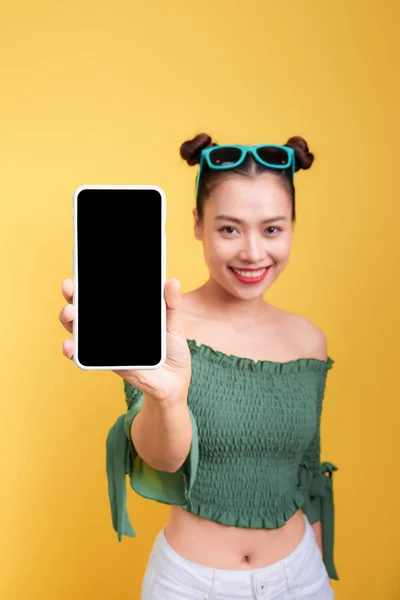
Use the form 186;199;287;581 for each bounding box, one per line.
229;266;271;274
228;266;272;281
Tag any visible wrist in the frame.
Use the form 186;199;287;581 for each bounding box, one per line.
143;387;189;409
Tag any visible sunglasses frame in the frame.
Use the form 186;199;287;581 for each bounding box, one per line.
195;144;295;199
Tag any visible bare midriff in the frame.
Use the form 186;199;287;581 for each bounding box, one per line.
164;506;306;569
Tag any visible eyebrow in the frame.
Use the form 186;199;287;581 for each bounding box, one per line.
214;214;288;224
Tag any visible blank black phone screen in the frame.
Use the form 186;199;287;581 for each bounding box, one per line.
75;187;164;369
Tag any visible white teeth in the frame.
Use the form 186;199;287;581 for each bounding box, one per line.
232;267;267;278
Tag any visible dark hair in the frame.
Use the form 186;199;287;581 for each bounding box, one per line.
179;133;314;223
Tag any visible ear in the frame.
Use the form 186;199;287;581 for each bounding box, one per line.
193;208;203;241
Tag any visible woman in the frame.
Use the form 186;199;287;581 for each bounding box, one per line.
60;133;339;599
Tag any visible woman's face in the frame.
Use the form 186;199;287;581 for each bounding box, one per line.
193;173;293;300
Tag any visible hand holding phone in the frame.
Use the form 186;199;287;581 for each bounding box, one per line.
59;276;192;403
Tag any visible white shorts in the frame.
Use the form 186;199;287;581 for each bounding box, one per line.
140;513;334;599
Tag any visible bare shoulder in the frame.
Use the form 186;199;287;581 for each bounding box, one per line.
180;292;328;362
274;307;328;361
181;291;202;320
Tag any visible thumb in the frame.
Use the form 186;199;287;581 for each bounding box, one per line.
164;278;185;336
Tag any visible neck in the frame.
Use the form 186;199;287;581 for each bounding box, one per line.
196;277;270;324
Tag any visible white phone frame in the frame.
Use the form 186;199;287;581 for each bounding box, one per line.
72;184;166;371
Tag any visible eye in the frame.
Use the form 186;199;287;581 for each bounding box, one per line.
218;226;237;234
218;226;282;235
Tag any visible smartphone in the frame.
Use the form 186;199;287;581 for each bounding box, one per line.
72;185;166;371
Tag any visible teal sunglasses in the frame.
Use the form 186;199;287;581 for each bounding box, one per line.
195;144;296;199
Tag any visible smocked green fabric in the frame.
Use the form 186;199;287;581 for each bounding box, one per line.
106;338;339;580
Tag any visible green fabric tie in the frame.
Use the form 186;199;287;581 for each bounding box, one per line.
299;460;339;580
320;462;339;580
105;414;136;541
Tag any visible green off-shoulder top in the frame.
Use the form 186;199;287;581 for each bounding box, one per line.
106;338;339;580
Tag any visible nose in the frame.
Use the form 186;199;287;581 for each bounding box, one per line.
238;234;267;263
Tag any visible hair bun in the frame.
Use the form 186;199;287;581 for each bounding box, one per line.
180;133;217;166
285;136;314;171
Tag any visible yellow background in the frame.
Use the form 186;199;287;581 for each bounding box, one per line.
1;0;399;598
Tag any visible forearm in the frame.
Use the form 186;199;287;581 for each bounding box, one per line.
311;520;323;554
130;391;192;473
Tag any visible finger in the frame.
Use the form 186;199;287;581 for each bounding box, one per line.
62;339;74;360
61;278;74;304
59;303;74;333
164;278;184;337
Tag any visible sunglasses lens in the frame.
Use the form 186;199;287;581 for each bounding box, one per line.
208;147;242;166
256;146;290;166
